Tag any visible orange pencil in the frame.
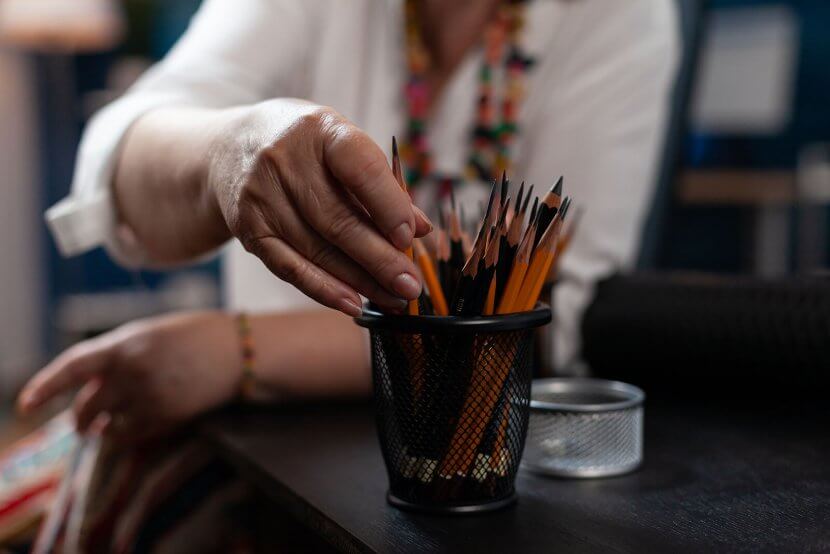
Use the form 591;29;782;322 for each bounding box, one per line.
549;206;584;281
496;219;537;314
414;239;449;316
518;198;571;311
483;275;497;316
392;138;419;315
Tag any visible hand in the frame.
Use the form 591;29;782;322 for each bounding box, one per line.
17;311;241;444
213;99;432;315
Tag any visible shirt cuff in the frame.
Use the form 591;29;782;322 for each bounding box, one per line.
45;191;114;257
45;189;148;268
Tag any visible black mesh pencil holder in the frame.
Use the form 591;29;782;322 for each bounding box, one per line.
356;305;551;514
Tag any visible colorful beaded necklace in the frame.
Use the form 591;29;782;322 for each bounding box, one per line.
400;0;534;199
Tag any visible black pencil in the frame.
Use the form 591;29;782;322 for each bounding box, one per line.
534;176;563;247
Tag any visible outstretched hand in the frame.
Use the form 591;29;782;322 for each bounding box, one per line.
18;312;241;444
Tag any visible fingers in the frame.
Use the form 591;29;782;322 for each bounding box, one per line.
73;379;119;433
412;205;433;237
18;339;113;414
243;235;365;316
323;126;432;249
296;184;424;301
99;412;144;446
267;203;409;311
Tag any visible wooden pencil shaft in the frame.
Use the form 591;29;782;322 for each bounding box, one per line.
496;219;537;314
514;182;525;219
414;239;449;316
528;197;539;228
518;198;571;310
534;178;563;246
484;275;497;315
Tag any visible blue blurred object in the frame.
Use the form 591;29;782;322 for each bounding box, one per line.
642;0;830;272
36;1;212;353
150;0;203;57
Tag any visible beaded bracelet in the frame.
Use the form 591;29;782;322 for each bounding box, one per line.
235;312;256;401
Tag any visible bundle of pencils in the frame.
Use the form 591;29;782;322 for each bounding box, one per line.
370;140;577;502
390;138;573;318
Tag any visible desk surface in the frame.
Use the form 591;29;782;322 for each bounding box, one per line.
203;402;830;554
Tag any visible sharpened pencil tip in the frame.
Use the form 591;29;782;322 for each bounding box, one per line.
522;184;534;213
559;197;572;220
484;179;497;218
392;136;398;158
552;176;563;196
500;171;509;204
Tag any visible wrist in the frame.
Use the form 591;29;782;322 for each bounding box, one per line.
202;105;258;238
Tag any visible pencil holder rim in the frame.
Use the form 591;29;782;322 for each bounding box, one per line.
530;378;645;413
355;303;552;333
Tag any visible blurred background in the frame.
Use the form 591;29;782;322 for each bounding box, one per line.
1;0;829;410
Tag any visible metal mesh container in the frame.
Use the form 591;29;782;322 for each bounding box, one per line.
522;378;644;478
356;306;551;514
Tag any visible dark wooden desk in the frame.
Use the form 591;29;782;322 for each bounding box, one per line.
203;402;830;553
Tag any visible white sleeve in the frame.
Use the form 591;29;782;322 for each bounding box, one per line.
46;0;316;266
523;0;680;370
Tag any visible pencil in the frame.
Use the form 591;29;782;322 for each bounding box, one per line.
448;191;466;295
483;275;497;316
533;176;563;247
528;196;539;228
480;207;506;309
392;137;419;315
514;181;525;224
450;228;487;316
549;205;583;281
496;218;537;314
414;238;449;316
517;197;571;311
522;184;534;215
497;185;530;300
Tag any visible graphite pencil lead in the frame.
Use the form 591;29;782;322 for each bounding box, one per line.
391;138;406;192
484;179;497;220
515;182;525;217
534;181;563;246
500;170;509;206
559;196;572;221
528;197;539;226
552;176;563;197
522;184;534;214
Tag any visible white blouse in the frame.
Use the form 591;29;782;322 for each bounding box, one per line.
46;0;678;369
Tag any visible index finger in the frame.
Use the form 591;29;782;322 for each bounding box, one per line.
18;339;113;414
323;126;427;250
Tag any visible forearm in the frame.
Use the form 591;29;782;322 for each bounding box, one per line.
113;106;242;264
245;309;371;401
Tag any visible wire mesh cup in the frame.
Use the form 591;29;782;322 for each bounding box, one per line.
523;378;645;478
355;305;551;514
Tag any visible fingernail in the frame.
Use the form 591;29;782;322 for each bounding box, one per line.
390;222;413;250
393;273;421;299
413;206;433;232
339;298;363;317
